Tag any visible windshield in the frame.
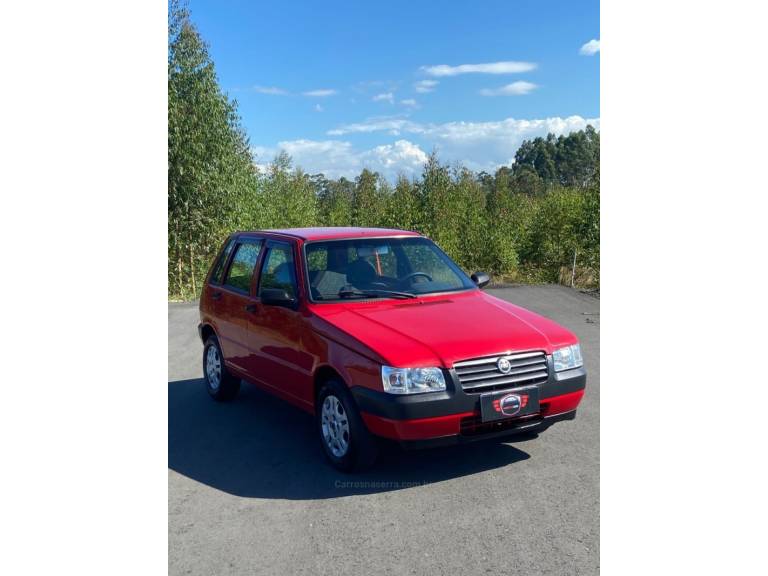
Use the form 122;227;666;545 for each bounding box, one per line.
304;236;476;301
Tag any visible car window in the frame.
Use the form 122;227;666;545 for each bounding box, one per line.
401;243;464;286
350;244;398;277
210;238;235;285
223;242;262;293
259;244;297;298
305;237;474;300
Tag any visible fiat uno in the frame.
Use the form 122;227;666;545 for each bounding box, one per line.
198;228;586;471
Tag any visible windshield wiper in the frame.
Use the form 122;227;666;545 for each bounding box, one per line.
338;288;416;300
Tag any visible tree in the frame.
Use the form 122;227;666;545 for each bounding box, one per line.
476;170;495;196
451;168;488;270
383;175;421;231
168;1;259;298
576;184;600;282
483;168;520;275
510;165;545;196
418;153;461;259
261;151;318;228
511;127;600;189
352;169;386;226
319;177;354;226
519;188;585;280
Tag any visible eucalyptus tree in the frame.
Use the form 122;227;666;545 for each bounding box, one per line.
351;169;387;227
168;1;259;298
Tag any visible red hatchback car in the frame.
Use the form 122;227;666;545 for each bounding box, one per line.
198;227;586;471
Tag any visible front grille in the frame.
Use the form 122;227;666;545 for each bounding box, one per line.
453;350;548;393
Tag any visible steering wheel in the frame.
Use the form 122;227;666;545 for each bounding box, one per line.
402;272;433;284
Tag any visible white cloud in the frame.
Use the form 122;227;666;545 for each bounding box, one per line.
252;139;428;180
372;92;395;104
314;104;323;112
421;61;537;77
253;140;357;178
254;116;600;180
425;116;600;172
400;98;418;108
302;89;337;97
322;115;600;174
580;39;600;55
253;85;288;95
328;116;421;136
414;79;438;93
364;140;428;172
479;81;538;96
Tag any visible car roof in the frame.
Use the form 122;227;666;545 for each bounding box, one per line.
239;227;423;241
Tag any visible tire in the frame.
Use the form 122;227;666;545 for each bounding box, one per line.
203;335;240;401
316;379;378;472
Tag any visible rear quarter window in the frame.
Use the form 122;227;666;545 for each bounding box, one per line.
210;239;235;285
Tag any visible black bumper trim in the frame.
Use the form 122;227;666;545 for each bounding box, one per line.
398;410;577;450
351;365;585;421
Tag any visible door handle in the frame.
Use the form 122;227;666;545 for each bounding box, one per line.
211;291;222;301
245;304;258;313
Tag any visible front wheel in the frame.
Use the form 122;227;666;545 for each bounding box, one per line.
317;379;378;472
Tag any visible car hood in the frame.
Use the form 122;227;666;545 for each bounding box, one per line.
310;290;577;367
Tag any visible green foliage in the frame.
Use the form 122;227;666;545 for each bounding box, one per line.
383;176;420;230
351;169;387;226
167;4;599;298
519;188;585;280
261;152;318;228
318;177;354;226
513;126;600;188
418;154;461;259
167;1;260;299
483;169;520;274
451;168;487;271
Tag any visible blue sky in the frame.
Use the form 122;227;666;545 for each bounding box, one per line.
189;0;600;180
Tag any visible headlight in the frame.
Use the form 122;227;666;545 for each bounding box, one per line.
381;366;446;394
552;344;583;372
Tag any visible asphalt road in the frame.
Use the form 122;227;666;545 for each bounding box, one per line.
169;285;599;575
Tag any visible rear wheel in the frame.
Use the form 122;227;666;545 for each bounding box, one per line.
317;379;378;472
203;336;240;401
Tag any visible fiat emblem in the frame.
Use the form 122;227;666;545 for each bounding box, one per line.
497;357;512;374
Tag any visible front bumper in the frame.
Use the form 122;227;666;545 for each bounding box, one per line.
352;364;586;446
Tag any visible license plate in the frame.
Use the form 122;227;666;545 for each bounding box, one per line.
480;386;540;423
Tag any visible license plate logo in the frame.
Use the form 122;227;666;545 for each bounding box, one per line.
492;393;528;417
480;386;539;422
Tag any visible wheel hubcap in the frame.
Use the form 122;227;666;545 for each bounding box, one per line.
321;395;350;457
206;345;221;390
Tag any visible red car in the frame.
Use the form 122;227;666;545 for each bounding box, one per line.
198;228;586;471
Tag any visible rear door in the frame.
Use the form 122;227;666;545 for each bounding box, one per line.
201;237;236;327
215;237;264;374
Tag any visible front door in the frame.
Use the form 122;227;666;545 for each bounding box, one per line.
244;240;313;408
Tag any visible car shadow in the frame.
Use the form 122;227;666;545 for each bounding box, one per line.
169;378;532;499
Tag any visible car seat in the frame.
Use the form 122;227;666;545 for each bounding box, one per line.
345;258;376;289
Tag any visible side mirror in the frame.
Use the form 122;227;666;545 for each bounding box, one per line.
471;272;490;289
260;288;297;308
